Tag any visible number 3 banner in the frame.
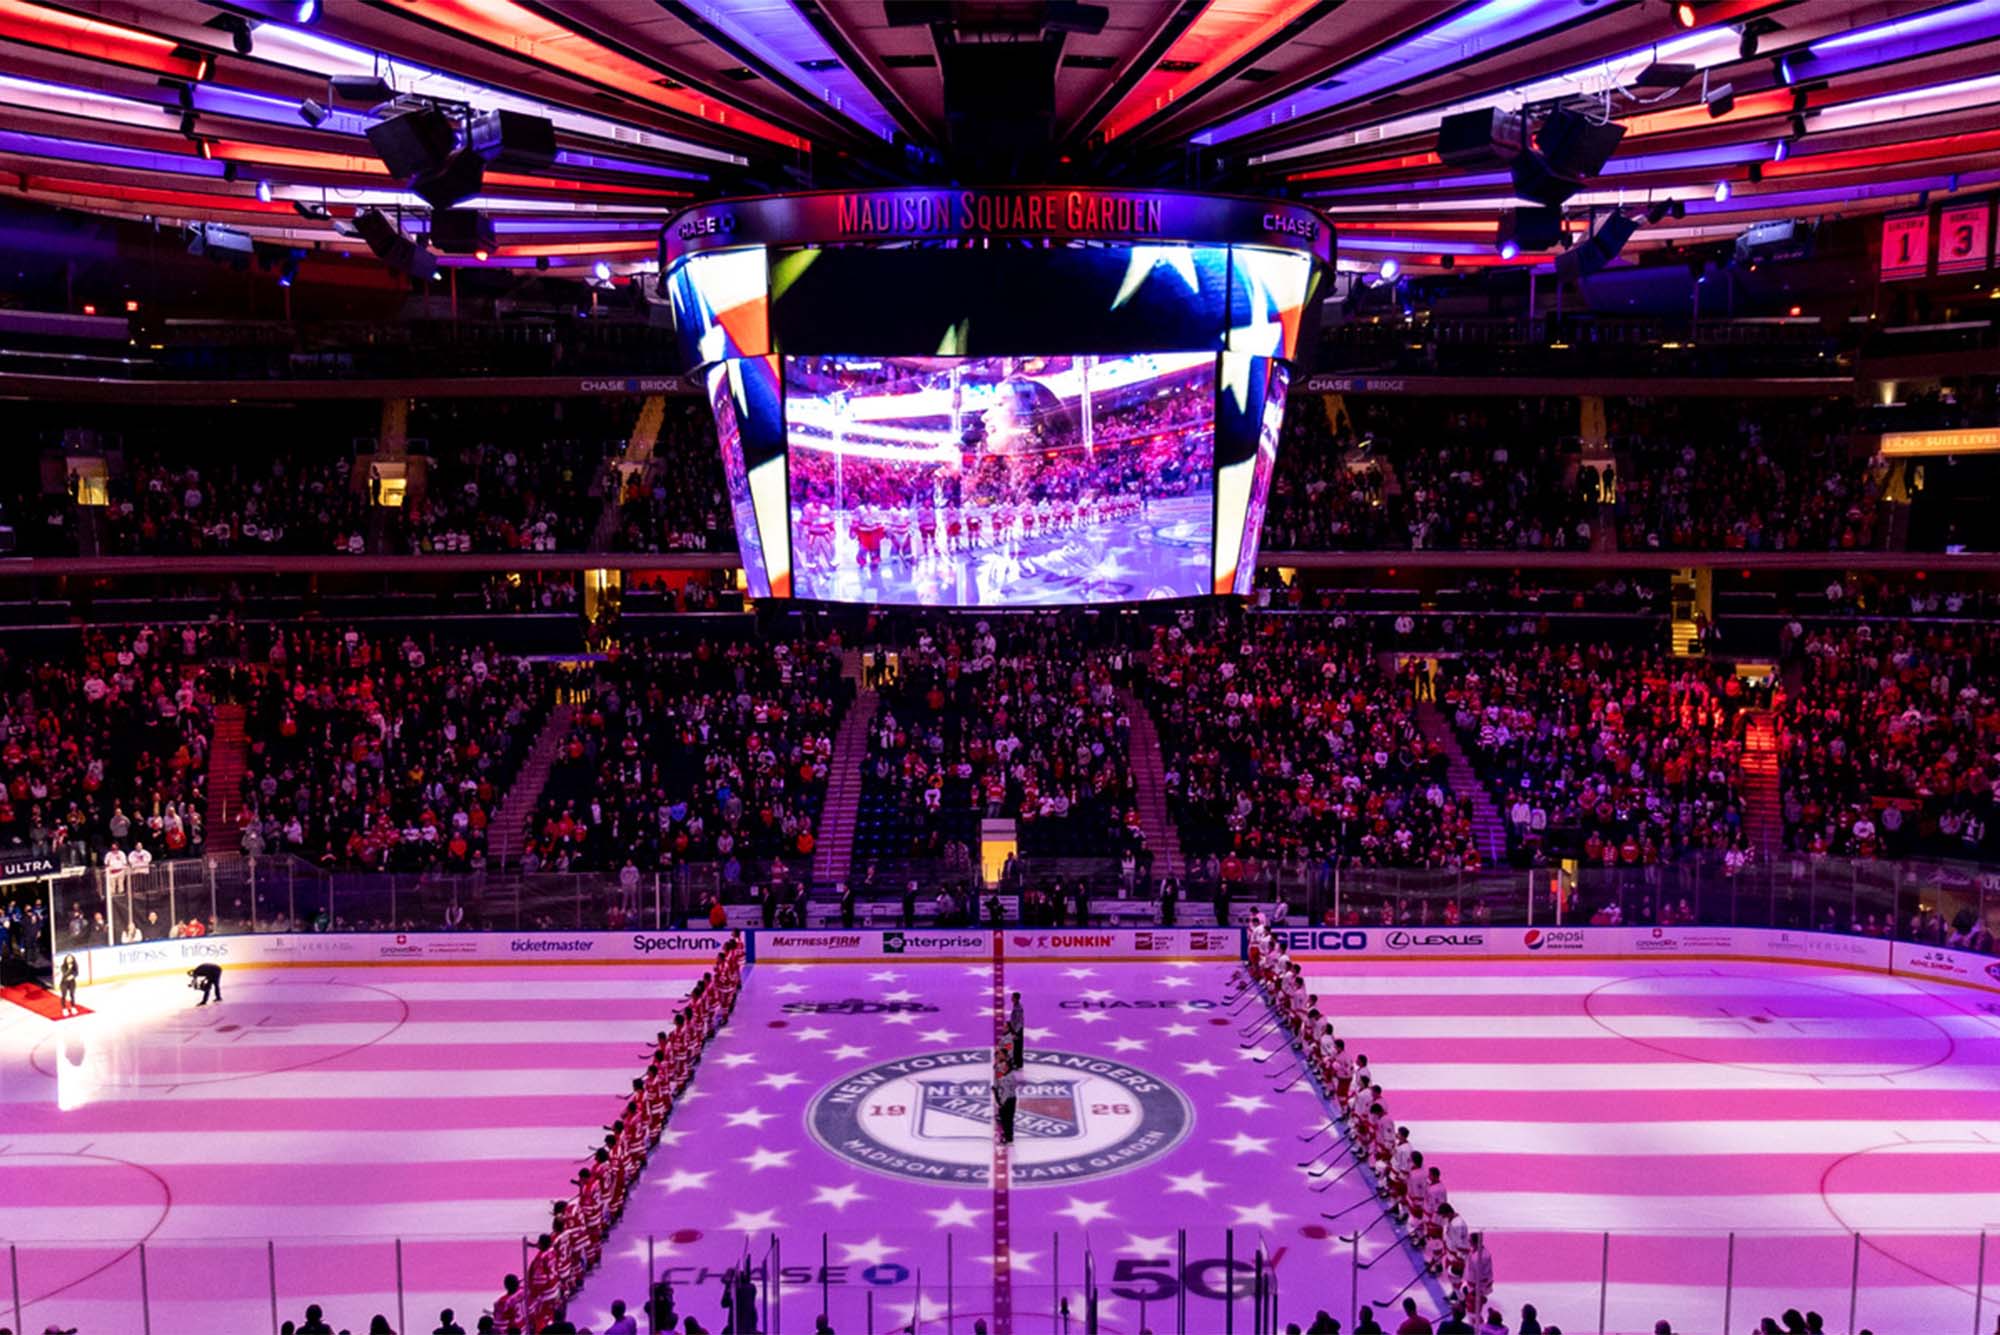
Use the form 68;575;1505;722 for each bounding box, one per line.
1881;211;1931;280
1938;201;1993;275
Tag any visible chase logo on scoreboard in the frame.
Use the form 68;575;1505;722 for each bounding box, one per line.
808;1048;1190;1187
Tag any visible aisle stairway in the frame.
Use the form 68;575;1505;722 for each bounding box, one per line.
810;651;875;886
1119;689;1185;880
1741;709;1784;858
203;703;248;850
1414;698;1508;866
485;703;573;869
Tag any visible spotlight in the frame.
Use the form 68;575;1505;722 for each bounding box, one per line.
1705;82;1736;118
206;12;254;55
1771;139;1788;163
256;179;273;203
297;97;328;127
294;0;319;19
1646;199;1674;224
429;208;495;256
1440;254;1455;270
1675;2;1697;28
1379;258;1400;281
292;200;331;221
1774;54;1794;86
1714;180;1731;203
592;260;613;282
277;250;301;286
1497;239;1518;260
330;74;397;104
1737;17;1781;60
353;207;437;282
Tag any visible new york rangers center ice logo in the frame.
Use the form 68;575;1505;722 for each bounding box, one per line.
808;1047;1192;1187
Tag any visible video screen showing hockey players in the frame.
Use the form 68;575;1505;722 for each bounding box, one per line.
786;353;1216;606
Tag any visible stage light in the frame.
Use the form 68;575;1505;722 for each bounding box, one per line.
330;74;397;104
1706;83;1735;118
278;250;301;286
593;260;613;282
256;179;273;202
1675;3;1697;28
1772;139;1788;163
473;248;489;262
294;0;319;20
1379;258;1400;281
297;97;327;127
1774;54;1794;85
1714;180;1731;202
1646;199;1673;224
292;200;331;220
1499;239;1519;259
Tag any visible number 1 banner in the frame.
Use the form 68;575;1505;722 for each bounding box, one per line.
1881;211;1931;280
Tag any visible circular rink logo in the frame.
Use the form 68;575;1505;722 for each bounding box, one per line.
808;1048;1192;1188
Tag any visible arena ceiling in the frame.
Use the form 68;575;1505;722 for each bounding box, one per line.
2;0;1998;277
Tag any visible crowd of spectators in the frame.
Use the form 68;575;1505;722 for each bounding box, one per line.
0;622;218;865
856;615;1140;877
236;629;555;871
101;448;370;555
612;402;735;553
1775;621;2000;860
1436;642;1765;868
521;635;849;890
399;399;636;554
1143;607;1479;877
1612;398;1884;551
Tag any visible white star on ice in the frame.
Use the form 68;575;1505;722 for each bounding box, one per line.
1164;1170;1220;1199
1179;1059;1223;1077
881;1012;919;1026
656;1167;712;1194
963;965;994;978
1107;1036;1148;1053
1061;968;1098;980
1055;1197;1115;1228
881;988;920;1002
791;1026;832;1042
739;1147;794;1172
829;1043;871;1061
1080;988;1116;1002
1124;1235;1175;1261
840;1236;901;1267
715;1051;760;1068
1161;1023;1199;1038
725;1108;776;1130
722;1207;782;1233
1072;1010;1110;1025
679;1088;707;1104
1217;1131;1273;1156
1111;244;1201;311
770;982;808;995
980;1249;1040;1273
1156;975;1195;989
812;1182;868;1211
928;1200;984;1229
776;963;809;973
1230;1201;1286;1231
867;970;904;982
1222;1094;1271;1114
1026;1025;1057;1041
1166;960;1199;970
888;1296;951;1328
656;1129;688;1149
917;1027;959;1043
757;1071;805;1092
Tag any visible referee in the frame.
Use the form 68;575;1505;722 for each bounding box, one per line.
993;1057;1018;1145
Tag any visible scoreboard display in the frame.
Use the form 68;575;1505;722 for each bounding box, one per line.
659;187;1332;605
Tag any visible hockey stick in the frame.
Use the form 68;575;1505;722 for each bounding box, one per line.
1373;1265;1430;1303
1273;1066;1308;1094
1252;1041;1292;1064
1239;1012;1280;1039
1339;1206;1394;1243
1298;1119;1335;1144
1308;1161;1363;1193
1319;1194;1378;1222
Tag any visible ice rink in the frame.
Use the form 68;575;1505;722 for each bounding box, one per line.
6;951;1999;1334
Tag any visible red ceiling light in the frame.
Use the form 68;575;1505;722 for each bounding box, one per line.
0;0;211;81
81;303;96;315
1675;3;1698;28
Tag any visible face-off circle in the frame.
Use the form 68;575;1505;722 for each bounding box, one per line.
808;1047;1192;1188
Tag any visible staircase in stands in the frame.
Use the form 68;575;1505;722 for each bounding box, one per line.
1413;698;1509;867
1740;709;1785;858
810;650;875;887
1118;688;1185;880
486;703;574;869
203;702;248;851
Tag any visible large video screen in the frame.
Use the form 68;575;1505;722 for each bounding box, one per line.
708;355;791;599
668;247;770;367
786;353;1216;606
769;244;1232;356
1211;357;1289;595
